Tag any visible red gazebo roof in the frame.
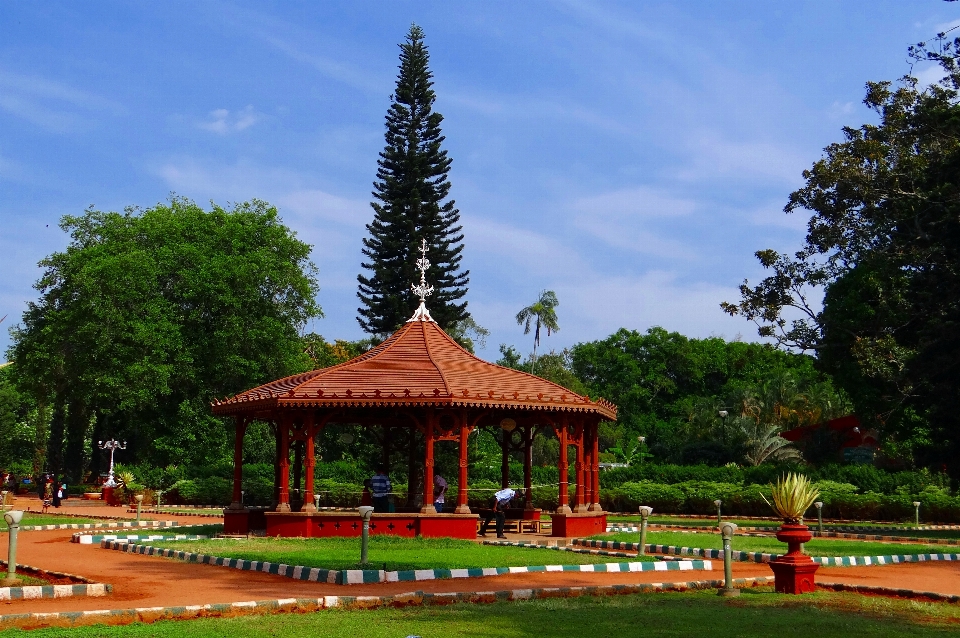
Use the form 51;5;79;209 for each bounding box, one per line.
212;317;616;420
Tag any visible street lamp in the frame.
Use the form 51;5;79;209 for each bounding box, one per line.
714;499;722;526
98;439;127;488
718;410;729;443
637;436;646;465
913;501;921;526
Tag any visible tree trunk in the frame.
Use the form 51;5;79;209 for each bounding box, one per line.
64;400;90;483
46;395;67;478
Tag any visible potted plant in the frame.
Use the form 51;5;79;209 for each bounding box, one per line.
762;473;820;594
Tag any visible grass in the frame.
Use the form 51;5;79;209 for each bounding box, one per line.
0;573;49;586
3;587;960;637
599;530;955;556
141;535;655;571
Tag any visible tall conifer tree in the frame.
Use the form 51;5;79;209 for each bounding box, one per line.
358;24;469;336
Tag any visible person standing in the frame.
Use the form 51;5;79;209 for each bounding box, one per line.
53;478;62;508
433;474;447;513
42;476;53;513
370;467;391;513
479;487;515;539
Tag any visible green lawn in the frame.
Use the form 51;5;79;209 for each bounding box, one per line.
1;573;49;586
600;530;953;556
0;514;103;530
141;535;655;571
3;588;960;637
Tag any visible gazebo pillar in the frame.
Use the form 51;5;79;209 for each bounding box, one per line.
277;416;292;513
455;418;471;514
229;416;247;510
556;418;572;514
573;422;588;513
421;413;436;514
302;413;317;512
589;420;603;512
523;426;534;511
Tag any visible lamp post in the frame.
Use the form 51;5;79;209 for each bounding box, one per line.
0;491;7;511
718;410;729;444
638;506;653;556
637;436;646;465
358;506;374;565
719;522;739;597
314;494;321;510
814;501;823;535
2;510;23;586
98;439;127;487
913;501;921;526
135;494;144;523
714;499;722;526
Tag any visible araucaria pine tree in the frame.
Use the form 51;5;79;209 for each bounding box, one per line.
358;24;469;336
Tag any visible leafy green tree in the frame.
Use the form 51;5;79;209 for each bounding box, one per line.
515;290;559;372
721;37;960;471
357;24;469;336
8;197;320;475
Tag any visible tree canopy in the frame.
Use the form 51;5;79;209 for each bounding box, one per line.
7;197;320;478
357;24;469;336
722;37;960;473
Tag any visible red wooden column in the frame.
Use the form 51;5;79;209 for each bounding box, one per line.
230;416;247;509
302;413;317;512
421;411;436;514
277;416;292;513
523;426;534;511
573;421;588;513
556;418;572;514
590;420;603;511
455;414;471;514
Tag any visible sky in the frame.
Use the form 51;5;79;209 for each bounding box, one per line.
1;1;958;362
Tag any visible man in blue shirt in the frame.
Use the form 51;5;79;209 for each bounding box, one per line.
370;467;391;513
479;487;515;538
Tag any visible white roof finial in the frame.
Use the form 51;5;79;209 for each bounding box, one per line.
407;238;436;322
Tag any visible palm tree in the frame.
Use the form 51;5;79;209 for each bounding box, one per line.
741;422;803;466
515;290;559;373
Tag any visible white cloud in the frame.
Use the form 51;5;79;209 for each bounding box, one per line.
674;132;808;186
0;69;124;133
197;105;261;134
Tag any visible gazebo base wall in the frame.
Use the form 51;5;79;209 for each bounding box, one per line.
223;508;268;535
550;512;607;537
263;511;480;540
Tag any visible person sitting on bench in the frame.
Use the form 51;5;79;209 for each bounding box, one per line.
479;487;515;538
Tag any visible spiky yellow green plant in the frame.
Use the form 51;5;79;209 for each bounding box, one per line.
762;472;819;524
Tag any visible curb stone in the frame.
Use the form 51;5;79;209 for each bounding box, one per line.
7;521;178;532
99;540;712;585
0;577;773;630
0;583;111;601
71;523;222;543
573;538;960;566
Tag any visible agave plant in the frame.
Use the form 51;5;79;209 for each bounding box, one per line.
762;473;819;524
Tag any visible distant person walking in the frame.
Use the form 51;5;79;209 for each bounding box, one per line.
52;479;63;508
479;487;515;539
41;477;53;513
433;474;447;513
370;467;391;513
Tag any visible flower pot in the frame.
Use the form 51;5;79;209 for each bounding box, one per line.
82;492;102;500
768;523;819;594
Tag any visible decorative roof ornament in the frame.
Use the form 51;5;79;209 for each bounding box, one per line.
407;238;436;323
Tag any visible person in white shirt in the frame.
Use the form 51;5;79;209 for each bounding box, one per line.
433;474;447;513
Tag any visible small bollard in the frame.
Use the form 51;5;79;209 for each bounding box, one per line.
714;499;722;526
135;494;144;523
2;510;23;586
156;490;162;508
358;505;374;566
314;494;321;510
638;506;653;556
814;501;823;535
0;491;7;510
913;501;921;526
719;521;739;597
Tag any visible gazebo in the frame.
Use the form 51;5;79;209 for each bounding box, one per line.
212;252;616;539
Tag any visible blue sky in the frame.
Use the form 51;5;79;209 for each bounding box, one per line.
1;1;957;361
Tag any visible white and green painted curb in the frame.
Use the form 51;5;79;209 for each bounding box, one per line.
71;523;222;544
8;520;178;532
100;539;711;585
0;583;111;601
0;576;771;630
573;538;960;566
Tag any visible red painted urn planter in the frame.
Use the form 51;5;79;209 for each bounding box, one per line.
769;523;819;594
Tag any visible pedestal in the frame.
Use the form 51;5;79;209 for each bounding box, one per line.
769;524;819;594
